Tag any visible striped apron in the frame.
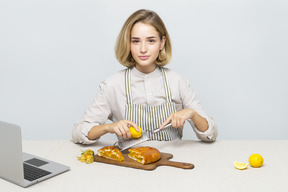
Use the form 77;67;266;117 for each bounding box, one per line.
124;67;182;141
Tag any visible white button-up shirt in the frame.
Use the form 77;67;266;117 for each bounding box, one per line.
72;67;218;144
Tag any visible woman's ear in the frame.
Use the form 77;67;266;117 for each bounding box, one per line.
160;36;166;50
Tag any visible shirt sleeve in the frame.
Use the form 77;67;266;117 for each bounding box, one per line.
72;81;112;144
179;77;218;142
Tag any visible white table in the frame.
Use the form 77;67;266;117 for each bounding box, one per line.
1;140;288;192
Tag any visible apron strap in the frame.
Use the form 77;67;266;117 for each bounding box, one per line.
125;68;133;105
160;67;173;103
125;67;173;104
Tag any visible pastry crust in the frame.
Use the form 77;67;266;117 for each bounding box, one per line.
128;147;161;164
97;146;124;162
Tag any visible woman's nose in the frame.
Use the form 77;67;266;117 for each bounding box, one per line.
140;43;147;53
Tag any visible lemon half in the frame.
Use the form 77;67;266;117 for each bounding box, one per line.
129;126;142;138
234;161;249;170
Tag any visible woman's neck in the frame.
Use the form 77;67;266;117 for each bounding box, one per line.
135;64;157;74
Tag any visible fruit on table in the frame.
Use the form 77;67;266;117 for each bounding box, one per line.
249;154;264;168
85;154;94;164
234;161;249;170
129;126;142;138
78;149;95;164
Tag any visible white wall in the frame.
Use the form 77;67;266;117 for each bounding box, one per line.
1;0;287;140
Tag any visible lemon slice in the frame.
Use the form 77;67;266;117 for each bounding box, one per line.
234;161;249;170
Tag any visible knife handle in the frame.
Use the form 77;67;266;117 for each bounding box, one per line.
153;123;172;133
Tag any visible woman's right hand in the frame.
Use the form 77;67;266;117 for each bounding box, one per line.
106;120;139;139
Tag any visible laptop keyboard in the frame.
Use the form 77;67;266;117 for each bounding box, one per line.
23;163;52;181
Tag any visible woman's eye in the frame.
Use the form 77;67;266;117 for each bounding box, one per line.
132;40;139;43
148;40;155;43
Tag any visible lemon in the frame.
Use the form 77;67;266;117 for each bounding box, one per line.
249;154;264;168
129;126;142;138
234;161;249;170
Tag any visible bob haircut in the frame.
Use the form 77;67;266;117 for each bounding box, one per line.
115;9;172;67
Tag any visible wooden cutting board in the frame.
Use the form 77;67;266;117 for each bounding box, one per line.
94;152;194;170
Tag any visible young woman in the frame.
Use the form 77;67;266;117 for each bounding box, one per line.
72;9;217;144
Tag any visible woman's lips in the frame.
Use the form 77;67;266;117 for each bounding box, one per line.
139;55;149;60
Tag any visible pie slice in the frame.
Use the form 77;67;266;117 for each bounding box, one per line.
97;146;124;162
128;147;161;165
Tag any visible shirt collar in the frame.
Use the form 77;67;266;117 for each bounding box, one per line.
131;66;162;78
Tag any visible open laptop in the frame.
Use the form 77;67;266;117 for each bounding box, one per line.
0;121;70;187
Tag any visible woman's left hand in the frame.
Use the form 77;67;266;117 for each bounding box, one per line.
160;108;195;129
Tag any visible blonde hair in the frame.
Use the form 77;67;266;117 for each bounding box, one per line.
115;9;172;67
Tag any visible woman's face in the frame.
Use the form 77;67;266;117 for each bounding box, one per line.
130;22;165;73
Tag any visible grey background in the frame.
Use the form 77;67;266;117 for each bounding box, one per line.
1;0;287;140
